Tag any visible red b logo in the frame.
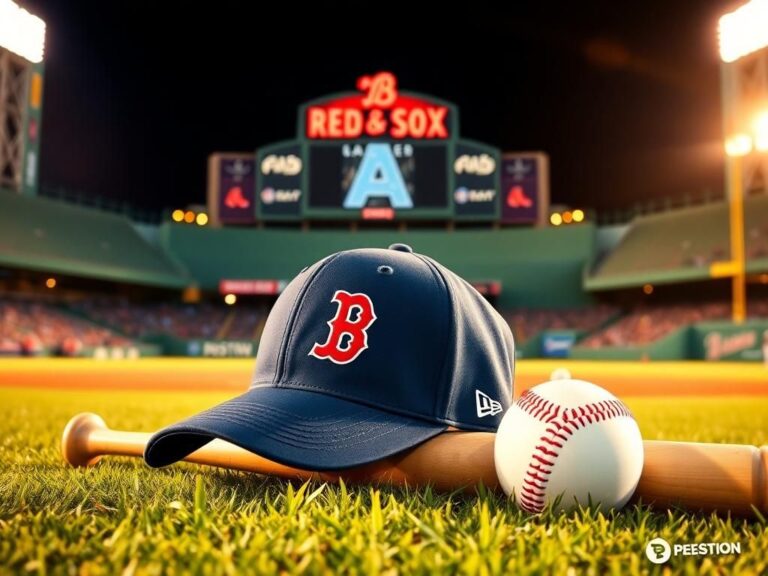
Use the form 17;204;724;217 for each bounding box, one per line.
310;290;377;365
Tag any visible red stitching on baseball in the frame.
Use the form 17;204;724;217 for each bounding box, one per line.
515;390;635;513
539;436;563;449
519;495;544;513
531;454;555;466
535;445;558;457
545;427;570;441
523;479;546;493
525;472;548;484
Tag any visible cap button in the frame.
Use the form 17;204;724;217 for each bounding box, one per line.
388;243;413;253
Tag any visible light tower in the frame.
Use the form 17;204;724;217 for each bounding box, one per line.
0;0;46;196
718;0;768;323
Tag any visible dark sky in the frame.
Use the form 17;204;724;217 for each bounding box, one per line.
23;0;736;214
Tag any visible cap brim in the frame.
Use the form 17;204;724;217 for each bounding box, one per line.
144;387;447;471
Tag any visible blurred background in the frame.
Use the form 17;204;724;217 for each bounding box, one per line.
0;0;767;362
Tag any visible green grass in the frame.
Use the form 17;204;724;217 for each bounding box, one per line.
0;388;767;575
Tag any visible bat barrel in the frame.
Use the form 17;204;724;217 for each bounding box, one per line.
635;440;768;516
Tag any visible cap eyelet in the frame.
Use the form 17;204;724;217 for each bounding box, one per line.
377;265;394;275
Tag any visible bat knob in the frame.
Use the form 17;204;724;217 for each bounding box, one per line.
61;412;107;467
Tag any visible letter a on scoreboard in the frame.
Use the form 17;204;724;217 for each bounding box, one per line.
343;144;413;209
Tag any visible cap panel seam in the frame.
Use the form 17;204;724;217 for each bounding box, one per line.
413;255;453;417
274;252;342;384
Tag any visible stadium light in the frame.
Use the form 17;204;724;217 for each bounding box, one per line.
562;211;573;224
725;133;752;157
195;213;209;226
183;210;195;224
224;294;237;305
718;0;768;63
643;283;654;295
45;277;56;289
0;0;46;63
755;110;768;151
171;209;184;222
572;209;585;223
550;213;562;226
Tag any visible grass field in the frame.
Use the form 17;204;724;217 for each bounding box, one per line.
1;367;767;575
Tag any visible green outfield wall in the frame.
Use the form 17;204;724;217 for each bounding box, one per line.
159;223;596;309
569;327;692;361
690;321;768;362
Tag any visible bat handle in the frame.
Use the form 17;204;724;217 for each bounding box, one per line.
61;412;320;480
62;413;150;467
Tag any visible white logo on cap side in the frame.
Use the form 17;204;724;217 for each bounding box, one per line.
476;390;502;418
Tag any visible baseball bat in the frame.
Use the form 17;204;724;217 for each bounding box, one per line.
62;413;768;516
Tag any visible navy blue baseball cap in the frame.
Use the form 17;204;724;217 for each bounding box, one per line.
144;244;515;471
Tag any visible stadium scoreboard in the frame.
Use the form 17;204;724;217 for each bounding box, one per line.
209;72;548;225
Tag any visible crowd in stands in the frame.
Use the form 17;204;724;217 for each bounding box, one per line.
579;300;767;347
75;300;228;339
502;305;617;343
0;299;133;355
2;294;767;355
747;223;768;260
73;299;268;341
226;307;266;340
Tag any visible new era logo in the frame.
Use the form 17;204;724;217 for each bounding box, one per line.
475;390;503;418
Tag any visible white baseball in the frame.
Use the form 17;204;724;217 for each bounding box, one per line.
494;379;643;513
549;367;572;381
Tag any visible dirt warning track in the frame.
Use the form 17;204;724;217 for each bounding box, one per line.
0;358;765;397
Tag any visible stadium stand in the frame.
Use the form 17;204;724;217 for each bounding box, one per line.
0;193;189;287
224;305;269;340
75;301;227;339
0;298;133;353
74;300;267;340
502;305;617;343
578;300;767;347
586;194;768;290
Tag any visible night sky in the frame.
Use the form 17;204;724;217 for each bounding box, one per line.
23;0;736;215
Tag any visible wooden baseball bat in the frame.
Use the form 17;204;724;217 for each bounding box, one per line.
62;413;768;517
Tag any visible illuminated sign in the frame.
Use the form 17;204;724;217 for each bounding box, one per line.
303;72;453;140
500;153;549;225
307;143;448;215
241;71;518;223
343;143;413;209
454;154;496;176
256;142;303;219
207;154;257;225
453;143;499;219
219;279;287;295
261;154;302;176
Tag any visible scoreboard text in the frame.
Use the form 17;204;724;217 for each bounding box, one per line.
209;72;548;225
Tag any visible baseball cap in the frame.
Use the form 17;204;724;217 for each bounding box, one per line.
144;244;515;471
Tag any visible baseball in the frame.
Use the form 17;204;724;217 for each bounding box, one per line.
549;367;572;381
495;379;643;514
